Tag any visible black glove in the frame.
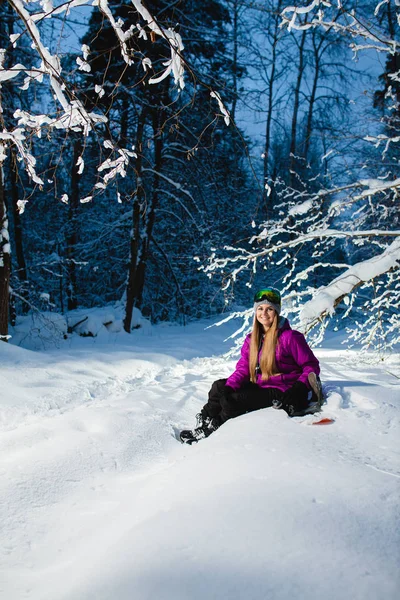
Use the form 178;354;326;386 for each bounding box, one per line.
281;381;309;416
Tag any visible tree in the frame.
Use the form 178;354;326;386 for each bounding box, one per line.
80;0;247;331
203;0;400;352
0;0;187;341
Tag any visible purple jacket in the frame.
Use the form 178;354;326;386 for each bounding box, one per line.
226;318;320;393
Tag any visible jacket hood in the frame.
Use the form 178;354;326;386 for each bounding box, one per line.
278;316;291;331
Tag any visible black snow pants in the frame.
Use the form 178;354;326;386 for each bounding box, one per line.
201;378;284;426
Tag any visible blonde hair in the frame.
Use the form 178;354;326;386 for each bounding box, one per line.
249;312;279;382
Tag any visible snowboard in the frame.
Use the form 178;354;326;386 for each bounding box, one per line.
292;412;335;425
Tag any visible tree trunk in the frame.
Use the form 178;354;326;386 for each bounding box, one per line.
303;35;320;162
0;166;10;341
9;148;28;309
124;103;165;330
66;137;82;311
263;40;277;210
136;109;164;309
230;0;240;197
262;1;282;212
119;95;129;146
387;1;395;39
231;0;239;123
124;105;147;333
289;28;307;187
0;1;13;336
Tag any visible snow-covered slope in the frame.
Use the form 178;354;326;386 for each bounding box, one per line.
0;320;399;600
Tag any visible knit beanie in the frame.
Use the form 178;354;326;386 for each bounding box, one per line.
253;288;281;315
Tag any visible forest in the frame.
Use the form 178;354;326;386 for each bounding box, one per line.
1;4;399;598
0;0;399;350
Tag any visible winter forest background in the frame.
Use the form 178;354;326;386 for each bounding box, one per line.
0;0;399;352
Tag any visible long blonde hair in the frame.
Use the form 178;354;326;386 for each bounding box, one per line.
249;312;279;382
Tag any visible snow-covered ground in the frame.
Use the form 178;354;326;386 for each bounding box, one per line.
0;316;399;600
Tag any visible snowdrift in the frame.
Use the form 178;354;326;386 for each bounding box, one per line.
0;318;399;600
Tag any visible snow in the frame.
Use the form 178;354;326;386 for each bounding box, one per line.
94;85;105;97
0;64;26;82
97;147;136;185
0;315;399;600
210;90;230;126
356;177;400;197
288;199;313;216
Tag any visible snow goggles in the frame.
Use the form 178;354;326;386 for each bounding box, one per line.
253;288;281;305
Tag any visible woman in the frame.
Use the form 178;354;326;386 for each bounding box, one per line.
180;288;322;444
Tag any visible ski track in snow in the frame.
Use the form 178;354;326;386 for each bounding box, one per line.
0;323;399;600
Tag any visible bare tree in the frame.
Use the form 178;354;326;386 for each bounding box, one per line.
204;0;400;353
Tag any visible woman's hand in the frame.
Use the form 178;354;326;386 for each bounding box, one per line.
283;381;308;404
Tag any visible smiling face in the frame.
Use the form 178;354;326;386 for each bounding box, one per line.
256;304;276;331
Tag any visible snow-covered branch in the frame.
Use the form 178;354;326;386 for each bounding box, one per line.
281;1;398;55
0;0;186;185
0;130;44;185
300;237;400;331
96;144;137;188
204;229;400;276
130;0;185;90
207;154;399;350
